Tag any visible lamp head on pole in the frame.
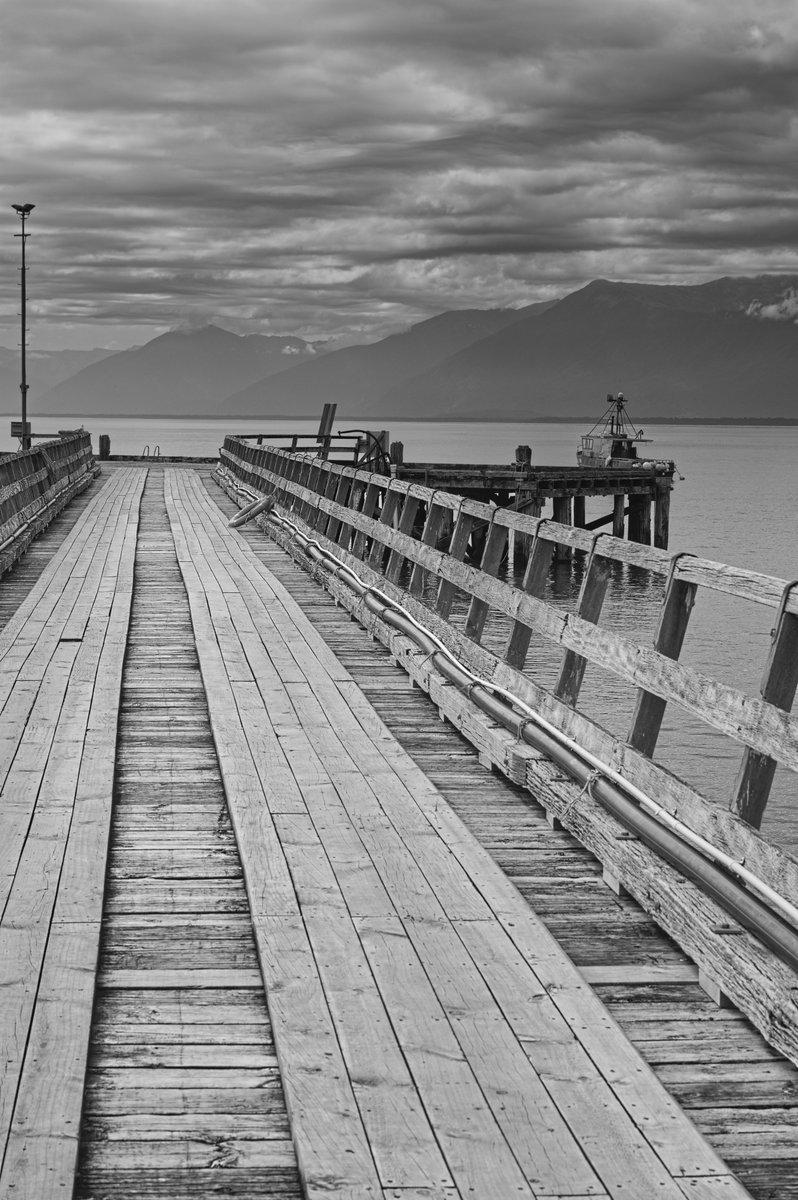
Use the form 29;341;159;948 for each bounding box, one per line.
11;204;35;216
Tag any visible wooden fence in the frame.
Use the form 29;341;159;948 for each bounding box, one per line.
216;434;798;1063
0;432;99;575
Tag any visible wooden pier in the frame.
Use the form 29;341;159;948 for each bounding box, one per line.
394;454;674;550
2;435;798;1199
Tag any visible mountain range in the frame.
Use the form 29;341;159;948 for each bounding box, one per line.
14;274;798;422
21;327;324;418
0;346;114;412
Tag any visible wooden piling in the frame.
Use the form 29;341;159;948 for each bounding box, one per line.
628;494;651;545
552;496;572;561
613;494;626;539
654;482;671;550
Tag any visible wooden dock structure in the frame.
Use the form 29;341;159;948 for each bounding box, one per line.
393;447;675;550
2;434;798;1199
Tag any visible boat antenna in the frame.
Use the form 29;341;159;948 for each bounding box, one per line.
584;392;630;438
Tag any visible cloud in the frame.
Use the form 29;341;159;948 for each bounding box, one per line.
747;288;798;320
1;0;798;347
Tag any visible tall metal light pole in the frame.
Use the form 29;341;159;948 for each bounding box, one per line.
12;203;35;451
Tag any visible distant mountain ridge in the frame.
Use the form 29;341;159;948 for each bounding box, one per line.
25;275;798;421
224;304;551;415
33;325;325;417
373;275;798;421
0;346;114;412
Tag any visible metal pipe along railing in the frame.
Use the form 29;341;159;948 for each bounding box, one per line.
219;469;798;973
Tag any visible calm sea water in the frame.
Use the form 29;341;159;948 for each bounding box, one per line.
6;414;797;849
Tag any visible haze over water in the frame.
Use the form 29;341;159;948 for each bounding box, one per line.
19;415;798;851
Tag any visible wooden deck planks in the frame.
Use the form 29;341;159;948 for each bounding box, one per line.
226;485;798;1200
74;468;302;1200
0;467;146;1199
165;467;750;1200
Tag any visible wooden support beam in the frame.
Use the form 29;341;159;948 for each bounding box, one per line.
552;496;572;562
732;605;798;827
304;460;325;526
324;472;351;543
464;522;508;643
352;480;382;559
409;500;448;595
368;487;402;570
573;496;586;529
554;553;611;706
585;505;629;533
503;534;554;669
436;509;475;618
628;569;697;757
654;483;671;550
385;494;421;582
613;495;626;539
316;402;336;459
628;494;651;544
337;477;364;550
512;491;540;568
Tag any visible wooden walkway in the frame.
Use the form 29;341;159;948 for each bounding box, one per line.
0;468;144;1194
163;468;746;1199
2;463;793;1198
74;470;301;1199
227;481;798;1200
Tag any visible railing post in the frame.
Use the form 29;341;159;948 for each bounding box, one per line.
464;521;508;644
325;469;352;544
436;508;475;618
554;546;611;706
732;593;798;827
503;527;553;669
385;491;422;583
338;473;365;550
368;484;403;570
409;498;449;595
627;561;697;757
352;479;382;559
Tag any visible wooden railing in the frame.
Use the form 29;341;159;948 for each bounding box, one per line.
232;429;390;470
217;435;798;1061
0;432;99;574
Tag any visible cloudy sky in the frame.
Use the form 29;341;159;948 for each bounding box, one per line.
1;0;797;350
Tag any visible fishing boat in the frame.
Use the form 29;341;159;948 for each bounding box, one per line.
577;392;657;468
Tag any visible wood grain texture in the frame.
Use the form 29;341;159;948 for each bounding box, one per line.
213;465;798;1200
169;467;751;1200
73;467;301;1200
0;467;145;1200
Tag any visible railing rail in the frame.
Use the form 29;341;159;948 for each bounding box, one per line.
219;436;798;848
216;435;798;1063
0;431;99;573
231;429;390;470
